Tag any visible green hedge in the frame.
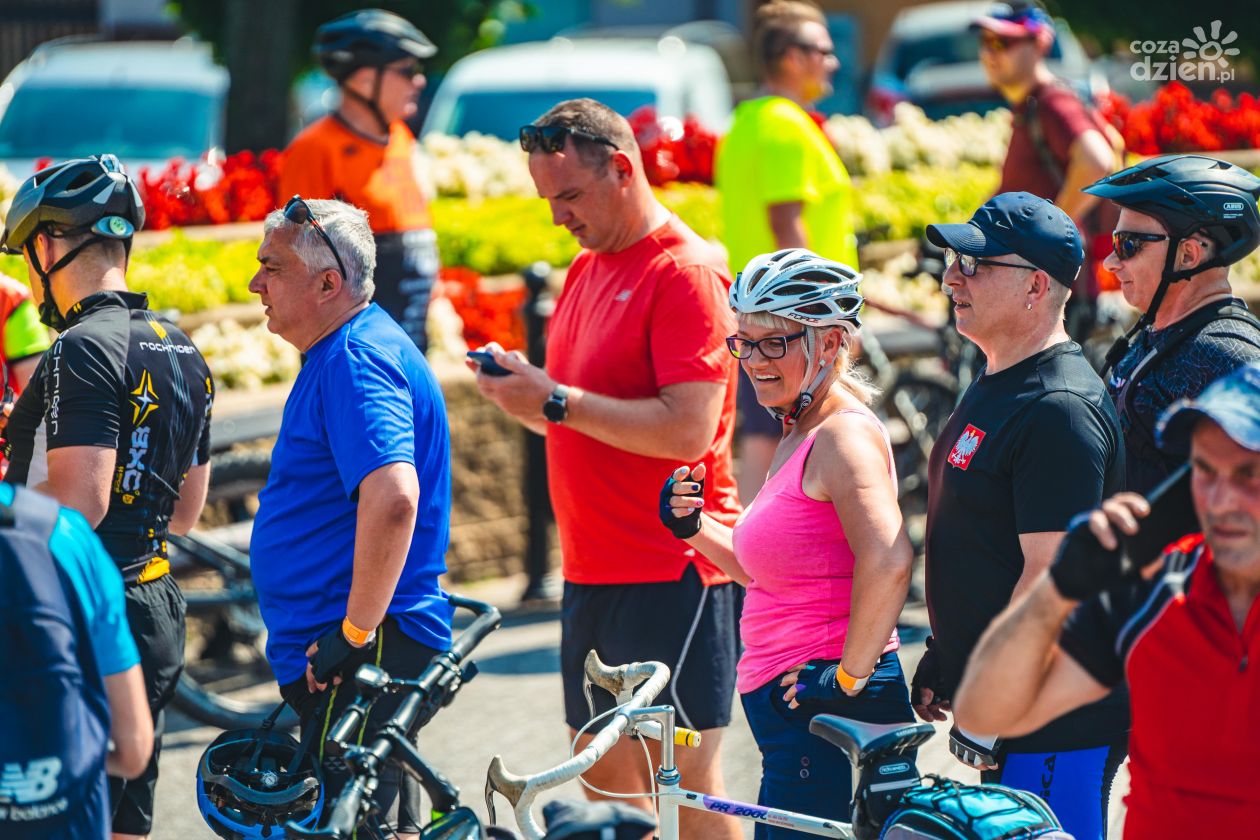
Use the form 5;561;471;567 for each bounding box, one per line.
0;164;999;313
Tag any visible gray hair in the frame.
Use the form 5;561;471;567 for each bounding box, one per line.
264;199;376;301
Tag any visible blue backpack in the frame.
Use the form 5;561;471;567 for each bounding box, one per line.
880;776;1073;840
0;488;112;839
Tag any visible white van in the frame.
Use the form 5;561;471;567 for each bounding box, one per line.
0;38;228;177
422;36;732;140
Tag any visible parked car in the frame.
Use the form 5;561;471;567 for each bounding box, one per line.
0;37;228;177
422;36;732;140
865;1;1097;126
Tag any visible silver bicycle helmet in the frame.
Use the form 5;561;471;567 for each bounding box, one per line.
729;248;864;333
730;249;864;425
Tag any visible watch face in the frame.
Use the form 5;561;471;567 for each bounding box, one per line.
543;397;566;423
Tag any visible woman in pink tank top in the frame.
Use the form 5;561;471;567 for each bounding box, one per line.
661;249;916;838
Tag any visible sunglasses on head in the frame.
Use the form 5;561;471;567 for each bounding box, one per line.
283;196;349;281
519;124;618;154
1111;230;1170;261
944;248;1037;277
726;331;807;360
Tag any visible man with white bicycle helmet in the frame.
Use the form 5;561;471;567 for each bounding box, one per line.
1083;154;1260;497
912;193;1127;840
662;249;918;838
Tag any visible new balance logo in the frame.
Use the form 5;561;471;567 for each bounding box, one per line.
0;757;61;804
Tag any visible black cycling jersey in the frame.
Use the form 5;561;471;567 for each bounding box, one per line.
1107;298;1260;495
924;341;1129;751
4;291;213;576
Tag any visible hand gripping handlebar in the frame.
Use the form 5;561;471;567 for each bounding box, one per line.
484;651;671;840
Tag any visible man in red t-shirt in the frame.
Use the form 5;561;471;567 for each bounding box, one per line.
953;361;1260;838
974;3;1118;340
470;98;742;839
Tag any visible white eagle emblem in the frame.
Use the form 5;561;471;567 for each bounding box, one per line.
948;424;986;470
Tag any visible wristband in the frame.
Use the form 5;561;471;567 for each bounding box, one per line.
342;617;377;648
835;662;872;693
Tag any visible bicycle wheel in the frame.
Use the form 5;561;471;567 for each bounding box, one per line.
207;448;272;524
171;531;297;730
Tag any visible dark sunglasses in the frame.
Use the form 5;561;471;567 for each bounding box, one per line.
1112;230;1170;261
944;248;1037;277
978;32;1033;53
384;59;424;78
283;195;349;281
793;41;836;58
726;331;807;360
519;124;618;154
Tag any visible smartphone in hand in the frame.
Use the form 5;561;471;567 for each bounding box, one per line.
467;350;513;377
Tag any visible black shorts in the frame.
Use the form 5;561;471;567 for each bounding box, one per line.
561;564;741;732
281;616;442;835
109;573;186;836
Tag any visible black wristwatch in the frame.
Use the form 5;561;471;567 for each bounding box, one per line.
543;385;570;424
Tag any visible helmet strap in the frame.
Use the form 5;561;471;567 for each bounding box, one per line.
340;69;391;137
765;332;832;427
26;229;102;331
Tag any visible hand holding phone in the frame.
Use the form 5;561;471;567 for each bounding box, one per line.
467;350;513;377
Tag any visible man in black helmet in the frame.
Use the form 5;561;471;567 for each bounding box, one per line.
1084;154;1260;496
0;154;214;840
281;8;440;352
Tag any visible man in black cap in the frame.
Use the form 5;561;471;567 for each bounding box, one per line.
911;192;1128;840
953;360;1260;838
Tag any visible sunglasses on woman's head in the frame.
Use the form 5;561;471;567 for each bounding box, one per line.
283;195;349;281
519;124;618;154
1111;230;1170;261
726;331;807;360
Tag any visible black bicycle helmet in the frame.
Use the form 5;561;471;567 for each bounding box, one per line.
2;153;144;254
197;726;323;840
1084;153;1260;267
314;8;436;83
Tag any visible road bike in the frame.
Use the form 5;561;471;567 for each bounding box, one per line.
485;653;1066;840
286;595;503;839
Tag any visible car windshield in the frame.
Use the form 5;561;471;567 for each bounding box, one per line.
891;29;1063;80
0;85;219;160
445;89;656;140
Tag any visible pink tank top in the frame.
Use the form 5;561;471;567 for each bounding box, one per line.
732;409;901;694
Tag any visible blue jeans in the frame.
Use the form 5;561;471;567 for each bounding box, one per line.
740;652;915;840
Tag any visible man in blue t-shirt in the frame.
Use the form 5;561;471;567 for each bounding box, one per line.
1;481;152;840
248;197;452;835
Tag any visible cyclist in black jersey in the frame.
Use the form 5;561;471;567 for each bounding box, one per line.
1083;155;1260;495
1;155;213;840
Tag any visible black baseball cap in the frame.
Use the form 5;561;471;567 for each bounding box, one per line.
926;192;1084;287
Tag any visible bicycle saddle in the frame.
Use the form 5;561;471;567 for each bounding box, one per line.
808;716;935;767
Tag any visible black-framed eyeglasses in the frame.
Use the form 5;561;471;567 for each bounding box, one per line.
726;331;807;360
519;124;618;154
1112;230;1170;261
944;248;1038;277
283;195;349;281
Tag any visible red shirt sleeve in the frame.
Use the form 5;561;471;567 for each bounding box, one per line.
648;264;736;388
1038;88;1099;165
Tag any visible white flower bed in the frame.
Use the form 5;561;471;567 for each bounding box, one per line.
825;103;1011;177
417;132;534;200
191;319;301;391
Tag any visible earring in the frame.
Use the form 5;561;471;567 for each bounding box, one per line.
1026;302;1032;310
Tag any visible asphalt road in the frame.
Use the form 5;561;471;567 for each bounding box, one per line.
155;578;1127;838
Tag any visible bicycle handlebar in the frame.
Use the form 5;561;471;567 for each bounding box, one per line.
484;651;670;840
286;595;502;840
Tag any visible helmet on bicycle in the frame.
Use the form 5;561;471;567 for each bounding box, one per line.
314;9;436;82
196;726;323;840
1;154;145;330
729;249;864;426
1084;154;1260;372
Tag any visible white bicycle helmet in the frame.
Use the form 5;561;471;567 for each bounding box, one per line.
729;249;864;425
729;248;864;334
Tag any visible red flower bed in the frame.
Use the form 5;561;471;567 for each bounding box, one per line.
1101;82;1260;156
437;266;527;352
628;107;719;187
136;150;282;230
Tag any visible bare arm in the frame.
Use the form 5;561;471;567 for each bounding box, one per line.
813;417;913;679
345;462;420;632
10;356;40;392
953;573;1109;737
169;462;211;535
103;664;154;779
768;202;810;250
1012;531;1063;601
42;446;114;527
473;348;726;462
1055;129;1114;225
